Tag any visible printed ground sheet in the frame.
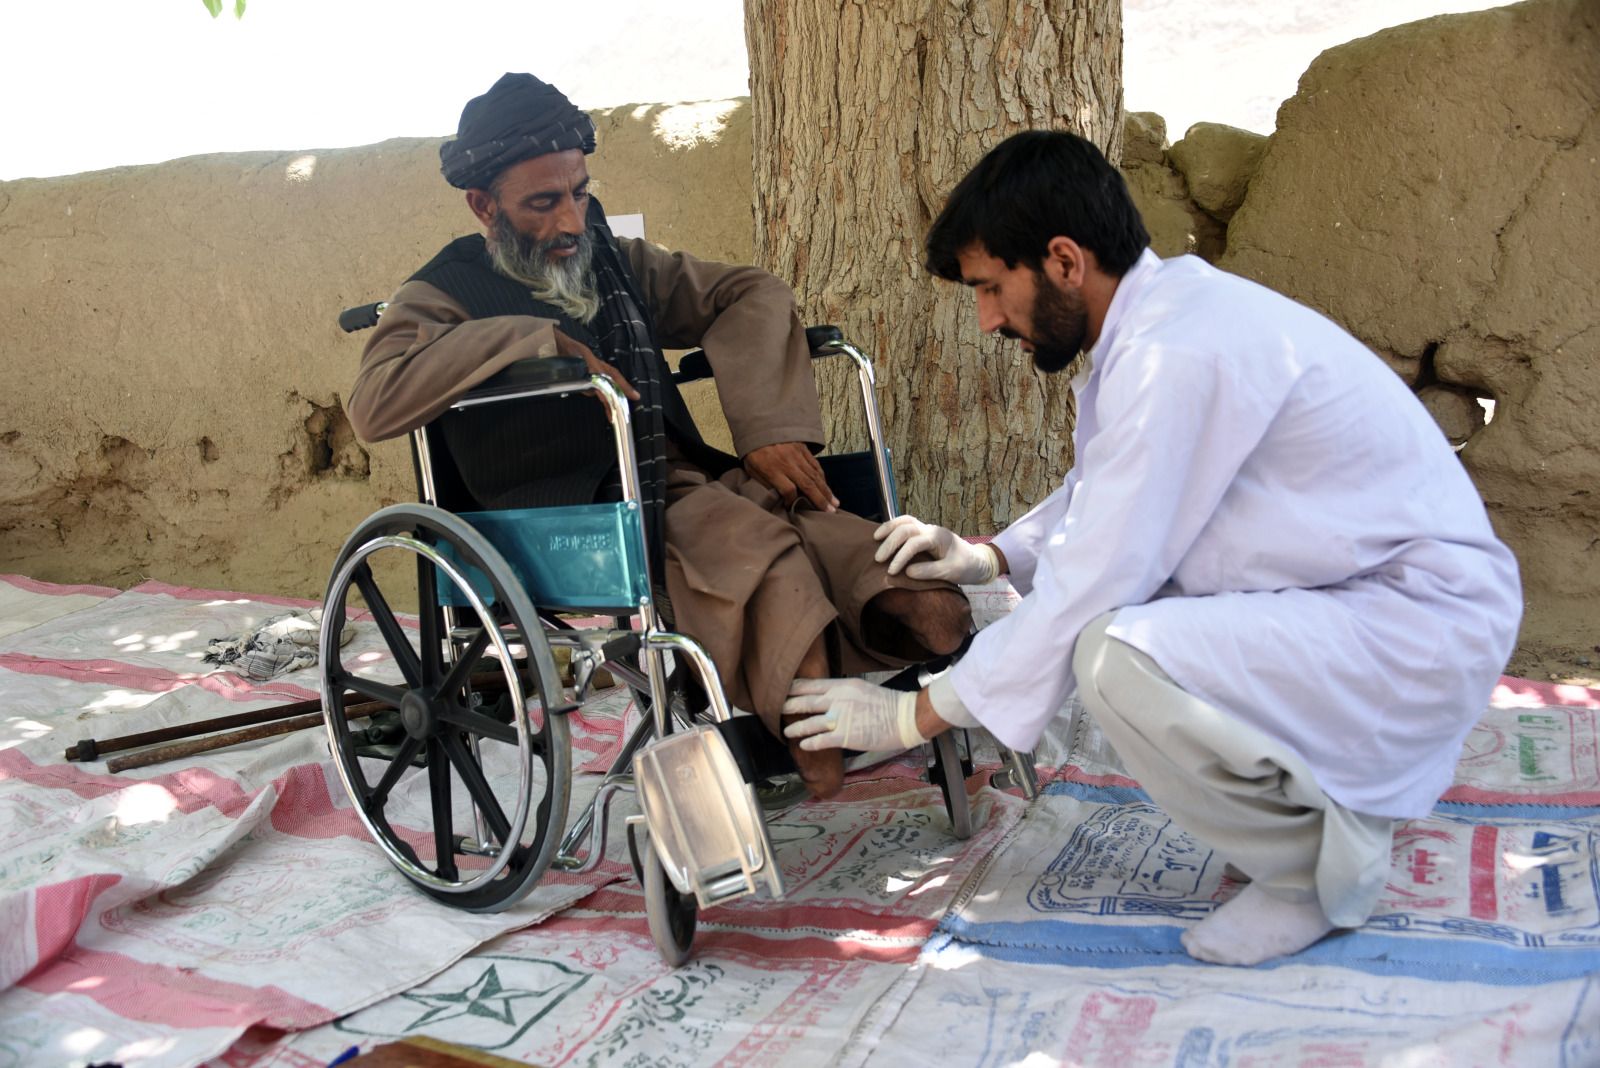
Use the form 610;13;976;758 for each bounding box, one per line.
1;573;1596;1067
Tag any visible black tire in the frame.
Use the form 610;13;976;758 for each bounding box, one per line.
319;503;571;912
626;819;647;888
640;832;697;967
932;730;974;840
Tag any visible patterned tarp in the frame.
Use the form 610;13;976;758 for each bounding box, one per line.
1;573;1596;1068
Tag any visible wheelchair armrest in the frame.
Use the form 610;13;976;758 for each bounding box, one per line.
806;324;844;355
338;302;388;333
673;350;714;384
462;355;590;402
670;327;848;387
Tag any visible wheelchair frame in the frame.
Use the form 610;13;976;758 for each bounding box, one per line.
321;308;1035;965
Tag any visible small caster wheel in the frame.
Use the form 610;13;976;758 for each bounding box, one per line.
640;831;697;966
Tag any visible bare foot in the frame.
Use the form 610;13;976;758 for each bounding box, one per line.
1181;882;1336;965
780;712;843;798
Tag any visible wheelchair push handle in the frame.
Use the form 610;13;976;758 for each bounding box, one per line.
805;325;844;353
339;302;388;333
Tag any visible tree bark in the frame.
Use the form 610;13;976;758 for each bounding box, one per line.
745;0;1123;532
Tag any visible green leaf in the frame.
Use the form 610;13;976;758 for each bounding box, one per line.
234;0;247;17
202;0;223;16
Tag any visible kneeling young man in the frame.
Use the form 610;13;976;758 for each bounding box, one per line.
783;130;1522;964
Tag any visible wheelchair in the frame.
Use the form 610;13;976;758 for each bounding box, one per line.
320;303;1037;965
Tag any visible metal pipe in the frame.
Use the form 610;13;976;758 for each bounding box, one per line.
577;376;677;741
413;426;441;506
551;775;637;872
65;697;330;761
106;714;328;773
835;341;899;520
100;699;408;773
551;705;659;871
646;632;732;724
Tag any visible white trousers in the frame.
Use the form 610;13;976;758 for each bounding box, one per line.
1072;612;1394;927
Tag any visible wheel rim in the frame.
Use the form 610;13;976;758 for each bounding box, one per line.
319;505;570;909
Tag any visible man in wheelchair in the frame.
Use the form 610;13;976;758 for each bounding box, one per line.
345;72;972;799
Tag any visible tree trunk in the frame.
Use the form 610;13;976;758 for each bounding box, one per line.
745;0;1122;532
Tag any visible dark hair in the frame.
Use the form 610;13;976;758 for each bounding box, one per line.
925;129;1150;281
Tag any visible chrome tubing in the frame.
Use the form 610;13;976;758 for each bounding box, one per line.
833;340;899;520
646;632;733;724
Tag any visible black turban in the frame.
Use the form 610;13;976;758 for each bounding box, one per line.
439;73;596;190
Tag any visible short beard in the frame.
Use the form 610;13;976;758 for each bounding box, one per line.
487;211;600;324
1024;275;1089;374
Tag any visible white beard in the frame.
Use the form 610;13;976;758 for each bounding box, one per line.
488;217;601;324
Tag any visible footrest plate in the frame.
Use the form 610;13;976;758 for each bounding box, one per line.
633;724;784;909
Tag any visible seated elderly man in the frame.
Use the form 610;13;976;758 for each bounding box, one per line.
346;72;972;797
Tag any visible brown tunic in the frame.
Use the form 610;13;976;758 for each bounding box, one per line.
347;237;953;728
348;238;824;452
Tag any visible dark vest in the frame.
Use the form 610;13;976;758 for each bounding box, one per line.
412;219;732;511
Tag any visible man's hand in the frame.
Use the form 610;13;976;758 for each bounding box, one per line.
874;514;1002;583
744;442;838;512
783;678;924;752
553;329;640;401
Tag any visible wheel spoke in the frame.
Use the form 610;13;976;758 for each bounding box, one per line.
415;552;443;688
440;730;513;845
437;705;522;746
332;674;408;710
365;735;424;810
427;738;458;880
353;563;423;688
436;627;490;700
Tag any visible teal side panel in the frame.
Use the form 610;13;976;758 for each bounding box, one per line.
435;502;650;613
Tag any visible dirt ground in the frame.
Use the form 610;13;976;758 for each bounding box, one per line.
1507;595;1600;687
1508;640;1600;688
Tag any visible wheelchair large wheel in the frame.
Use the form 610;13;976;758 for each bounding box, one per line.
932;730;974;840
318;503;571;912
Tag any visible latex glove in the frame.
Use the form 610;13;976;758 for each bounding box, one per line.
744;441;839;512
874;514;1000;584
782;678;924;752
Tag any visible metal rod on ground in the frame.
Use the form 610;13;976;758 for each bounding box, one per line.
105;713;331;773
103;697;393;773
63;671;513;762
65;694;330;762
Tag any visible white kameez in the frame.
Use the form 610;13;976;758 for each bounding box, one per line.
952;250;1521;818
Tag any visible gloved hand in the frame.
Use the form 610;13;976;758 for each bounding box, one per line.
874;514;1001;584
782;678;925;752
